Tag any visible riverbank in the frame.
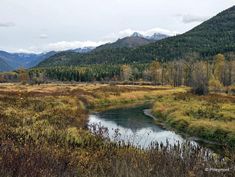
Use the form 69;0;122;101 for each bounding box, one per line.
86;84;188;111
144;108;229;153
152;93;235;147
0;83;188;111
0;83;234;176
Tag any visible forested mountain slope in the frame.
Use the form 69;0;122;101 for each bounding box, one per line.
0;58;13;71
95;32;169;52
0;50;57;71
95;36;153;51
37;5;235;67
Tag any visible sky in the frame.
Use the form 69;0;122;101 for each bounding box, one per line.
0;0;234;53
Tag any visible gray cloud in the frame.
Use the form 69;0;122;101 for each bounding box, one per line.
182;15;209;23
15;40;109;53
0;0;234;53
39;34;48;39
0;22;15;27
18;27;177;53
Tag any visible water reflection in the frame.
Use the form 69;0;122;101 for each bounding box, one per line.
88;106;191;148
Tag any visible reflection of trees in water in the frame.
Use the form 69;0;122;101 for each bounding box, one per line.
98;106;161;132
88;115;186;149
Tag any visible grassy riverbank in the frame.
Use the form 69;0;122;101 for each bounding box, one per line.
87;84;187;111
0;83;187;111
0;83;234;176
152;93;235;147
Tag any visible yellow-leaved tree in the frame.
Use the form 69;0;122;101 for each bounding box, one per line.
149;61;162;85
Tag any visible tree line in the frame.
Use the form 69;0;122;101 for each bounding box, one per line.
0;54;234;94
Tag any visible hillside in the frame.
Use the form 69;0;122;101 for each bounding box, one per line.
0;47;95;71
70;47;94;53
94;32;169;52
0;58;13;71
38;5;235;67
137;5;235;59
95;35;153;51
26;51;57;68
0;51;57;71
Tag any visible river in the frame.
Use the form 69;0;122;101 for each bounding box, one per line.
88;105;197;149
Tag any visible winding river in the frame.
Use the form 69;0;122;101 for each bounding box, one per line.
88;105;197;149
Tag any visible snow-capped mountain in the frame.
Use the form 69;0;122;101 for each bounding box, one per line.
146;33;169;41
131;32;170;41
0;31;169;72
70;47;94;53
131;32;144;38
0;46;95;72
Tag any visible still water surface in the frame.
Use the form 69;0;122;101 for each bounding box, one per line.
88;105;195;148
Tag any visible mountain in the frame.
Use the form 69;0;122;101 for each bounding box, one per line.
0;51;57;71
0;51;23;69
0;46;95;72
146;33;169;41
26;51;57;68
70;47;94;53
0;57;13;72
95;35;153;51
37;5;235;67
95;32;169;51
131;32;144;38
130;32;169;40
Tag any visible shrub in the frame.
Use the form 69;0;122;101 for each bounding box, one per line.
209;79;224;93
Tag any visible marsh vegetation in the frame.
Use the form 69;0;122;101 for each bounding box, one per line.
0;84;234;177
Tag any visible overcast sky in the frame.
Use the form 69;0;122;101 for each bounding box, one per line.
0;0;234;53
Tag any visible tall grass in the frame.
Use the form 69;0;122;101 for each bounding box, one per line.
0;84;234;176
152;93;235;147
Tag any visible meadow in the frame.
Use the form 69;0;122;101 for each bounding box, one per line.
0;83;187;110
0;83;234;177
152;93;235;147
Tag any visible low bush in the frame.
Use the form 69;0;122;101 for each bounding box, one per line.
0;84;234;176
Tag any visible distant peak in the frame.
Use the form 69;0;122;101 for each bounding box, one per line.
146;33;169;41
131;32;144;38
152;32;164;36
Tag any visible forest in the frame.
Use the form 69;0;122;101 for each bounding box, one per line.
1;2;235;177
1;53;234;95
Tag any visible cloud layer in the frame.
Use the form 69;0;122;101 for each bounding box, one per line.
14;27;178;53
45;40;109;51
181;14;209;23
0;22;15;27
1;0;234;53
39;34;48;39
15;40;109;53
105;28;179;40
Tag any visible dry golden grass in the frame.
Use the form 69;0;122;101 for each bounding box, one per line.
152;93;235;146
0;83;234;177
0;83;188;111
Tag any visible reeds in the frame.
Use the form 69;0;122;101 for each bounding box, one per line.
0;85;234;176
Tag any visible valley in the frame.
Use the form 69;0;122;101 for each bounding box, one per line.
0;83;234;176
0;3;235;177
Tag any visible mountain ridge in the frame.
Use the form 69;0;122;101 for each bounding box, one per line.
20;6;235;67
0;57;13;72
94;32;169;51
0;32;170;71
0;46;96;72
0;50;58;71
